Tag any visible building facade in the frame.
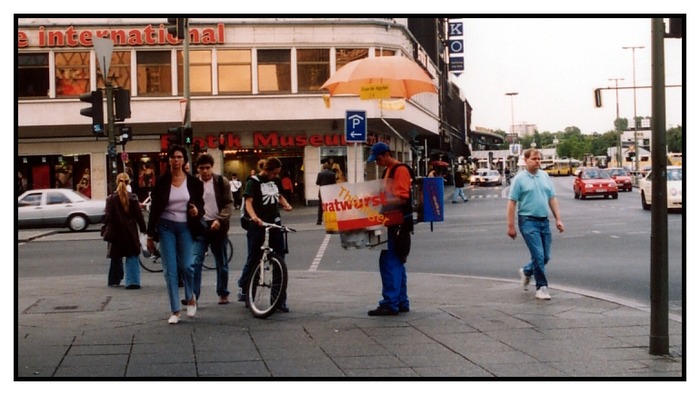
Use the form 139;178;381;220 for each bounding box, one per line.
18;17;470;203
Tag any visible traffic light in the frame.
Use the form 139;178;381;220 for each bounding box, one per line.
594;88;603;108
114;89;131;121
167;18;186;40
167;126;184;146
666;17;683;38
183;127;193;145
118;126;132;145
218;133;226;150
79;90;104;134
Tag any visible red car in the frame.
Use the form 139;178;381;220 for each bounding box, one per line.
573;167;618;200
607;167;633;192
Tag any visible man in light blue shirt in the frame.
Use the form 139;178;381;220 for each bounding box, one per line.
507;148;564;300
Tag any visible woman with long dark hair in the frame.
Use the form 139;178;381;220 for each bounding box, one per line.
146;146;204;324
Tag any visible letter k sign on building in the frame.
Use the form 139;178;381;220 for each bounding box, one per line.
345;110;367;143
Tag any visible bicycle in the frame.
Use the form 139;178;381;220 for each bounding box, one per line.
245;221;295;319
139;236;233;272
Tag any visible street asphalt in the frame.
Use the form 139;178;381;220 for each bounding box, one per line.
15;193;685;380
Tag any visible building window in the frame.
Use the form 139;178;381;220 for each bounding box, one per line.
257;49;291;93
297;49;330;93
18;53;49;98
375;48;396;57
178;50;212;95
136;51;172;96
55;51;90;97
335;48;368;70
97;51;131;90
218;49;252;94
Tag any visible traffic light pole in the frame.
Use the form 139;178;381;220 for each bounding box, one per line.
105;82;118;194
183;19;192;172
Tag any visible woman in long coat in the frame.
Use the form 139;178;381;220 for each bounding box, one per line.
105;172;147;289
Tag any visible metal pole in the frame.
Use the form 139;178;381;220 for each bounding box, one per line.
649;18;669;356
505;92;518;141
623;46;644;172
609;78;624;167
183;18;192;172
105;82;117;193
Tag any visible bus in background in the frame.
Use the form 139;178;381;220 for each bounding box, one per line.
667;152;682;166
543;158;580;176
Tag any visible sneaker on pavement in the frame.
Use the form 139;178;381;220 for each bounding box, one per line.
368;305;398;316
237;291;246;302
535;286;551;300
519;268;531;291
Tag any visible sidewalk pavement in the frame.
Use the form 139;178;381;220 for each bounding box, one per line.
16;204;684;379
17;257;683;378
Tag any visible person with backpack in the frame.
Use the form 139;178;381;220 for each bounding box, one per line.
366;142;413;316
236;157;293;312
190;154;233;305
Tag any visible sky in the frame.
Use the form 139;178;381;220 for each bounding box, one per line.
454;17;684;135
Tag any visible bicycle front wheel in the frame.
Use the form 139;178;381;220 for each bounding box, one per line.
246;254;287;319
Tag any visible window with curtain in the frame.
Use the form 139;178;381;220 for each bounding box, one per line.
136;51;172;96
297;49;329;93
55;51;90;97
178;50;212;95
18;53;49;98
217;49;252;94
257;49;291;93
97;51;131;90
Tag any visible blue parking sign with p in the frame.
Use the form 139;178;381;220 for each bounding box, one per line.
345;110;367;143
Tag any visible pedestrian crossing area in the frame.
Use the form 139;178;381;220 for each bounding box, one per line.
455;186;509;200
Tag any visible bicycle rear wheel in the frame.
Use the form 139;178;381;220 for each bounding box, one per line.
139;246;163;273
246;254;287;319
202;237;233;270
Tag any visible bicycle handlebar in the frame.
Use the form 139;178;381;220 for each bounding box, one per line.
258;220;296;233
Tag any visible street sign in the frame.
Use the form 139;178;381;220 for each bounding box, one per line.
345;110;367;143
92;37;114;77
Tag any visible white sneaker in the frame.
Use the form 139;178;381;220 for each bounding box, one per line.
186;301;197;317
168;314;180;324
535;287;551;300
519;268;531;291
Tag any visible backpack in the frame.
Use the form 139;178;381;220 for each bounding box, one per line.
240;175;259;230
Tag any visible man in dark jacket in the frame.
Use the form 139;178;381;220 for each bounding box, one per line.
315;162;336;225
191;154;234;304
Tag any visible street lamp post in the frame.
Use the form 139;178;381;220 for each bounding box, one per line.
623;46;644;172
609;77;624;167
553;138;559;160
505;92;518;142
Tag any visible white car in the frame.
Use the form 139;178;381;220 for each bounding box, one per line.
639;166;682;211
478;170;502;186
18;189;106;231
470;168;489;185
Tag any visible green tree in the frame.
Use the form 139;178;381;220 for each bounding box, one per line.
667;125;682;153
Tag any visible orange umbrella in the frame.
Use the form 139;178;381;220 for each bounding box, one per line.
321;56;437;99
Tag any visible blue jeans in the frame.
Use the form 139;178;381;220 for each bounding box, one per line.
238;225;286;305
192;231;229;299
124;255;140;287
157;219;195;313
451;187;466;202
518;216;552;289
378;227;409;311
